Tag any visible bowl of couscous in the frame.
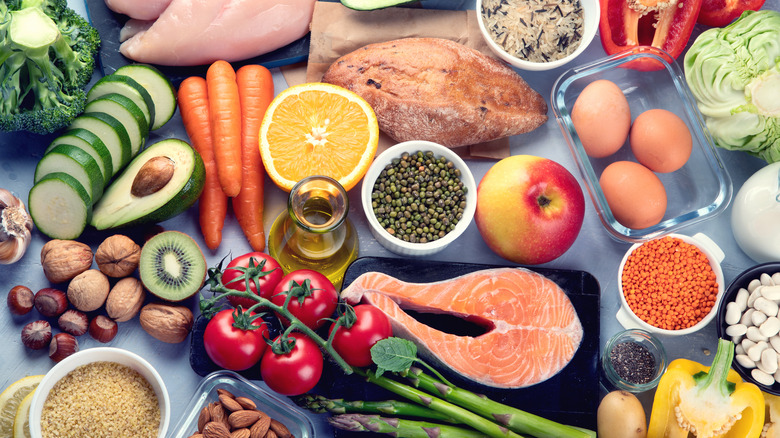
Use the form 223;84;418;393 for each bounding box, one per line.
29;347;170;438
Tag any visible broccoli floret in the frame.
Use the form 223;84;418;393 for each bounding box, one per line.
0;0;100;134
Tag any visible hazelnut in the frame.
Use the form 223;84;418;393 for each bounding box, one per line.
49;332;78;362
67;269;110;312
41;239;93;283
95;234;141;278
8;285;34;315
139;303;193;343
21;320;52;350
34;288;68;317
89;315;118;343
58;309;89;336
105;277;146;322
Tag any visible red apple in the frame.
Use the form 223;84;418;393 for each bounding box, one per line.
475;155;585;265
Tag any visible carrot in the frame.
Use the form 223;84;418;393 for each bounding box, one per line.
206;60;242;197
178;76;227;250
232;65;274;252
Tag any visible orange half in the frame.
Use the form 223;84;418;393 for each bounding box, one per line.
259;82;379;192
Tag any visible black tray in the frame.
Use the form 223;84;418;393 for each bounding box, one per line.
84;0;317;86
191;257;600;431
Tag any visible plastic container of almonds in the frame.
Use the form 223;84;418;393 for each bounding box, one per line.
615;232;726;336
169;370;315;438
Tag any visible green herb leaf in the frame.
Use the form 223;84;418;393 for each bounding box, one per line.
371;337;418;377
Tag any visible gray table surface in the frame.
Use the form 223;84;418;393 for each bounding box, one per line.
2;0;779;435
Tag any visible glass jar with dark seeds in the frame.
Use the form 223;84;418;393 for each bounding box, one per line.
371;151;467;243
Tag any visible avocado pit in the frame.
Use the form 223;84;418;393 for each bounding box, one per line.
131;156;175;197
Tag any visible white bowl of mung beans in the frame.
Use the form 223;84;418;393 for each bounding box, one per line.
476;0;600;71
361;140;477;257
29;347;170;438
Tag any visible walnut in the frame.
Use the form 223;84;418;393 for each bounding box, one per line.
67;269;110;312
105;277;146;322
95;234;141;278
139;303;193;343
41;240;93;283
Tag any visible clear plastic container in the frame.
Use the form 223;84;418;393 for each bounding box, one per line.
551;46;732;243
169;370;316;438
602;328;668;393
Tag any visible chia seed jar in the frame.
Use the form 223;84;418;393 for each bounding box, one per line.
602;328;667;392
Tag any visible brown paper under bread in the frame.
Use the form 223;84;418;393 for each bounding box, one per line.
322;37;548;149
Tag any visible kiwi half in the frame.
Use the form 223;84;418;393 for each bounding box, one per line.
139;230;206;301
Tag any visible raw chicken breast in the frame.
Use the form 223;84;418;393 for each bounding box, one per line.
119;0;316;66
105;0;173;20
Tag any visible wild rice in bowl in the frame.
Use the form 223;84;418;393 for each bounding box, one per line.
482;0;585;63
40;361;161;438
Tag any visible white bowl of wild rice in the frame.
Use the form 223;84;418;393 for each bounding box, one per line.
477;0;600;71
29;347;170;438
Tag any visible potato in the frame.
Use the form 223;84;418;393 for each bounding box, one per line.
597;390;647;438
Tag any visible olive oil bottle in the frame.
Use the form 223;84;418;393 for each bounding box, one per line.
268;176;358;288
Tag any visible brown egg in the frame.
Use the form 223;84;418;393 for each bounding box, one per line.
571;80;631;158
599;161;667;229
630;109;692;173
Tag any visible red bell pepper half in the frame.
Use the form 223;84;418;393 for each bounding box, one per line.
697;0;766;27
599;0;703;69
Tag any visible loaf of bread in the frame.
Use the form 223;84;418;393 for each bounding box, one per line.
322;37;548;148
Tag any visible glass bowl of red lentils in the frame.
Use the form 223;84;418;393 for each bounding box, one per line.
616;233;726;336
602;328;668;392
29;347;170;438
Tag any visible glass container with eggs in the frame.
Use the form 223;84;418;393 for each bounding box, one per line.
551;46;732;243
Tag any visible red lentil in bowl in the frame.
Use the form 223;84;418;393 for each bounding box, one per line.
615;233;726;335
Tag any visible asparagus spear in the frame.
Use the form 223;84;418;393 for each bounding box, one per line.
328;413;488;438
298;394;457;423
355;368;525;438
405;367;596;438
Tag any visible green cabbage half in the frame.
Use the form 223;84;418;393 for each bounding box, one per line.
684;10;780;162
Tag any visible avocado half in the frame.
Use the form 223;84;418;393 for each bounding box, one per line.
91;138;205;230
340;0;418;10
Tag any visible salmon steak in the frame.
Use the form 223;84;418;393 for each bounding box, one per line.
340;267;584;388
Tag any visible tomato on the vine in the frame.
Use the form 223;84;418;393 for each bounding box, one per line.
330;304;393;367
203;309;269;371
261;332;323;396
222;252;284;309
271;269;337;330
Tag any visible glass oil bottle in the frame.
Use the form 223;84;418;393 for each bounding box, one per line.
267;175;358;288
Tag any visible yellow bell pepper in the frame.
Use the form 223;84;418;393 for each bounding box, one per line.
763;392;780;437
648;339;765;438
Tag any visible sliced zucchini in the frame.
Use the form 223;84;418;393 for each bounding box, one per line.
87;74;154;130
84;93;149;156
28;172;92;240
70;112;133;175
34;144;104;204
115;64;176;130
47;128;114;184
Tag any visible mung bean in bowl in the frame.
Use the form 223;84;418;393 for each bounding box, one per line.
29;347;170;438
361;140;477;257
476;0;600;71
